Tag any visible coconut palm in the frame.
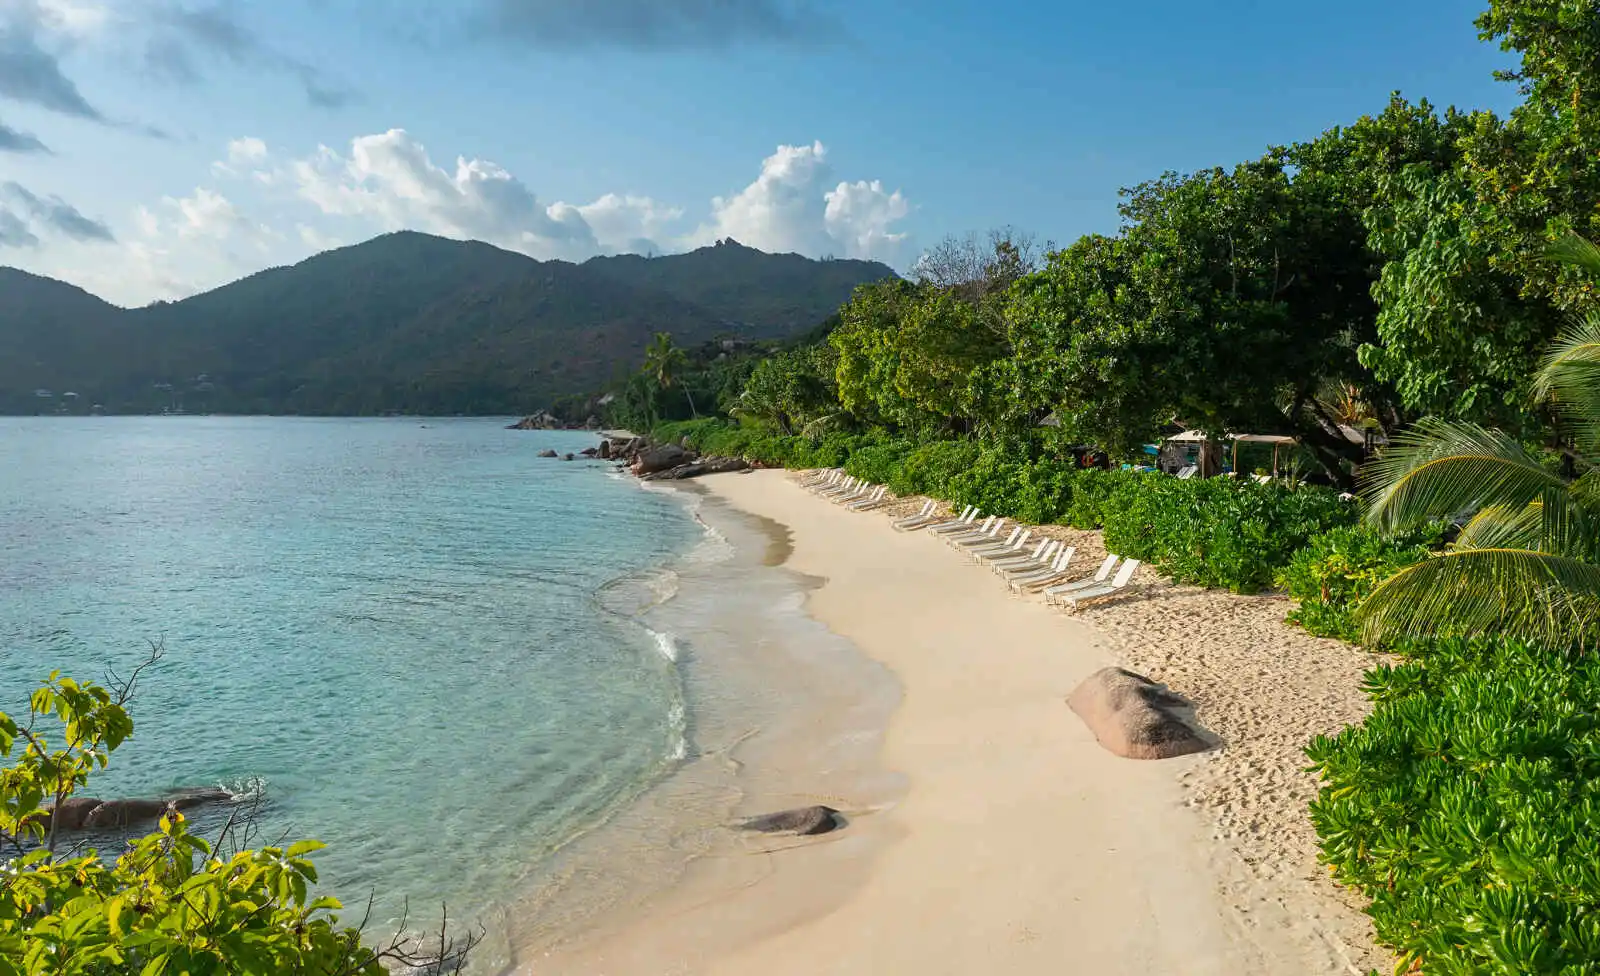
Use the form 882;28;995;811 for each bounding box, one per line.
641;332;697;419
1355;234;1600;648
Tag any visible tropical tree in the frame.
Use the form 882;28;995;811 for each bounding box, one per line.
1355;234;1600;648
641;332;696;419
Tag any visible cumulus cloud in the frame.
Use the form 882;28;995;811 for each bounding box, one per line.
477;0;836;49
0;116;49;152
3;180;113;242
696;141;909;262
276;130;908;264
286;129;652;258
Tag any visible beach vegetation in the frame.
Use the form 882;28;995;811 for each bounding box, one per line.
1277;525;1442;643
0;664;474;976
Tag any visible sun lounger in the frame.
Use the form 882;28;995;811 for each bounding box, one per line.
817;475;859;499
827;479;872;503
891;500;939;529
1043;555;1120;605
1177;465;1197;480
987;538;1055;573
844;485;889;509
968;529;1032;562
941;517;1002;546
1008;547;1077;592
993;540;1060;576
803;468;842;489
949;522;1013;550
1057;559;1142;610
927;509;984;536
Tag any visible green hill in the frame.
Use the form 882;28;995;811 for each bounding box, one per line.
0;232;897;415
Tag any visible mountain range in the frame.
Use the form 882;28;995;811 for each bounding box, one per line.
0;232;896;416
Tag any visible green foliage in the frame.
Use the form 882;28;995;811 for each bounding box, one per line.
0;670;464;975
885;441;983;498
1099;475;1358;593
1277;525;1440;642
1357;260;1600;649
1307;636;1600;974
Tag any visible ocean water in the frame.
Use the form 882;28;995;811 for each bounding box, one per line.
0;417;704;957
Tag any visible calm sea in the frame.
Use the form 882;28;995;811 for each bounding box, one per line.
0;417;704;957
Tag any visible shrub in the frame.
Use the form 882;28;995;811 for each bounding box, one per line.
887;440;982;498
843;440;916;485
1307;637;1600;974
0;669;472;975
1061;468;1128;529
1277;524;1441;642
1101;475;1357;593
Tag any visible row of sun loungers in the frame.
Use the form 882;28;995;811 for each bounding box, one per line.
803;470;1141;611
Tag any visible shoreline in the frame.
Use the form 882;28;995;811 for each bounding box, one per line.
512;469;1384;973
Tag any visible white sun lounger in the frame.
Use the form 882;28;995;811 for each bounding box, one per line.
844;485;888;509
969;529;1032;562
1057;559;1142;610
803;468;842;489
993;539;1059;576
829;479;874;503
817;475;859;499
1177;465;1198;480
1043;555;1120;605
986;538;1053;572
891;500;939;529
950;521;1013;550
927;509;984;536
942;517;1002;546
1008;546;1077;592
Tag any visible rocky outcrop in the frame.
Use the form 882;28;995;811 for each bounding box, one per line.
631;444;693;476
1067;668;1212;760
537;449;558;458
740;805;841;836
507;412;563;430
641;456;750;481
33;788;234;833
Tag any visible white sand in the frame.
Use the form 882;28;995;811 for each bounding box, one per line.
524;470;1381;974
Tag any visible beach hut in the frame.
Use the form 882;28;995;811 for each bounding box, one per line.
1158;430;1224;476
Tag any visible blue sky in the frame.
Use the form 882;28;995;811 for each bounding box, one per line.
0;0;1517;306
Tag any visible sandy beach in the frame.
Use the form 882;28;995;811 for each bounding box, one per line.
522;469;1384;974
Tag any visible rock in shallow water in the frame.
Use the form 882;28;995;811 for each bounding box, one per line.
1067;667;1212;760
740;805;841;836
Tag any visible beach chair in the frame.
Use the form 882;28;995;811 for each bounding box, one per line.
819;477;864;500
1007;546;1076;592
968;529;1032;562
851;487;901;512
803;469;841;490
1177;465;1197;480
1042;555;1120;605
1057;559;1142;611
891;500;938;529
987;538;1055;573
992;539;1059;576
927;509;984;536
950;522;1014;551
843;485;888;509
941;517;1002;546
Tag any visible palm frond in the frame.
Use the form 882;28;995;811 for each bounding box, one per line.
1532;312;1600;455
1357;548;1600;649
1454;503;1547;552
1549;231;1600;279
1360;418;1581;539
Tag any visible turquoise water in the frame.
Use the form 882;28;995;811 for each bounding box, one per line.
0;417;701;951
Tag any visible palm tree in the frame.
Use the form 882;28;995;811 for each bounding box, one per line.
641;332;697;419
1355;234;1600;648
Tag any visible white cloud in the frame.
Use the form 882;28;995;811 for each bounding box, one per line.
695;141;909;262
164;186;243;238
16;132;912;306
279;131;910;264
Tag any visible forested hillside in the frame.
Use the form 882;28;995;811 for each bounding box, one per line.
0;232;895;415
